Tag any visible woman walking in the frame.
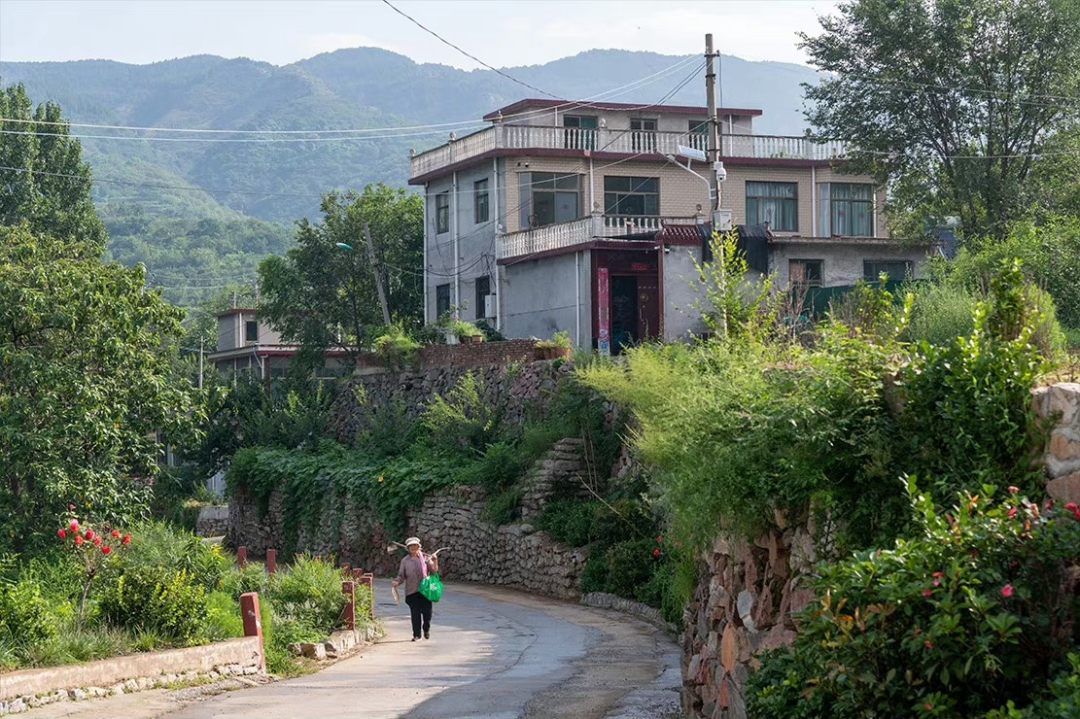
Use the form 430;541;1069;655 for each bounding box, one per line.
392;537;439;641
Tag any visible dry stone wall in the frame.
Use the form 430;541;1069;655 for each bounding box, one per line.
228;438;593;599
679;382;1080;719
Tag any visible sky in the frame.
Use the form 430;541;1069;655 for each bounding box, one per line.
0;0;840;69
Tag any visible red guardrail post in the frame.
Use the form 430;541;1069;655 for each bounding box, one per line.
266;549;277;575
342;581;356;631
240;592;265;670
237;546;247;569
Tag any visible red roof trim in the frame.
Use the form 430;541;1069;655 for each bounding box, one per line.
410;148;840;185
483;99;763;121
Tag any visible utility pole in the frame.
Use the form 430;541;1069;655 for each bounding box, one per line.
705;33;728;339
198;338;204;390
364;222;392;326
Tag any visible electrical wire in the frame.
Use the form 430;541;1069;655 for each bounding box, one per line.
381;0;560;99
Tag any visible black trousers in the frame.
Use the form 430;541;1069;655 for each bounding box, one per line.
405;592;433;638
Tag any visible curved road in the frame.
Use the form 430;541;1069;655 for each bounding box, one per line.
24;582;681;719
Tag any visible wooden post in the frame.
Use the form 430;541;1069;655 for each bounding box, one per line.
239;592;265;670
266;549;277;575
342;581;356;631
237;546;247;569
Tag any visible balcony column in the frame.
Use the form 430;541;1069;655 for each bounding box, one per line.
590;205;604;240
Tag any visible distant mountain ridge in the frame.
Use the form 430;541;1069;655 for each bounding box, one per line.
0;47;819;306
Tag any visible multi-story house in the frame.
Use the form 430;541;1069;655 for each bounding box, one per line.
410;98;938;352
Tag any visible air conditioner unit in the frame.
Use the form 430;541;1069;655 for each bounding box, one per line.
483;294;496;319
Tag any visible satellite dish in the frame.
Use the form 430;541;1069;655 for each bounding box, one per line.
677;145;707;162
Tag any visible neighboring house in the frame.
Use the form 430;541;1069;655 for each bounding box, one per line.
207;308;349;380
411;98;941;352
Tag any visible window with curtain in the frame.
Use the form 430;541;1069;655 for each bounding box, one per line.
604;176;659;217
746;181;797;231
817;183;873;236
435;192;450;234
518;172;581;229
474;179;489;223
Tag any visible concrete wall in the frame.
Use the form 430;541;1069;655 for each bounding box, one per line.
216;312;283;352
501;250;592;345
663;246;708;341
769;241;936;288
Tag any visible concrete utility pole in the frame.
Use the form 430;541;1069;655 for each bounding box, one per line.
198;339;204;390
706;33;728;339
364;222;392;326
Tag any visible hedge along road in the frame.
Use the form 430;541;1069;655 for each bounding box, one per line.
21;581;681;719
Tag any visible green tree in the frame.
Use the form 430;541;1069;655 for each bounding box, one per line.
801;0;1080;239
0;83;108;249
0;226;202;553
257;184;422;368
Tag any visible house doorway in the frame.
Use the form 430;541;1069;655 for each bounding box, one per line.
611;275;639;353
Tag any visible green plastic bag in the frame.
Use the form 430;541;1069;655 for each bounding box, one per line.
419;573;443;603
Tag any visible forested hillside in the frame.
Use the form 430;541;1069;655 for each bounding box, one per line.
1;48;817;306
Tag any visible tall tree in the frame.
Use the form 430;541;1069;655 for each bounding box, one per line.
801;0;1080;239
257;184;423;367
0;226;202;552
0;83;108;249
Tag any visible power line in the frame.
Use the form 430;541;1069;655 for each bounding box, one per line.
381;0;560;100
0;126;487;144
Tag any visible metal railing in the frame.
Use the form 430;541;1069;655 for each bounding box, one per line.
412;125;848;178
497;215;703;259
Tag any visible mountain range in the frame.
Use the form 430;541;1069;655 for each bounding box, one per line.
0;48;819;306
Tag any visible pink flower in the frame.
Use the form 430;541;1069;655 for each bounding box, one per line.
69;504;76;510
657;536;663;544
1008;486;1019;494
1001;584;1014;598
922;588;933;598
924;640;933;649
933;579;941;587
1008;507;1018;520
69;519;80;532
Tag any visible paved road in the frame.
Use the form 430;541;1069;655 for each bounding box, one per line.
24;582;681;719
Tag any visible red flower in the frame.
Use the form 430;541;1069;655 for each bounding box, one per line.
1008;507;1018;520
84;529;94;540
111;530;121;539
922;588;933;597
653;549;661;558
932;572;945;578
74;536;84;547
657;536;663;544
1008;486;1019;494
1066;503;1078;512
69;519;80;532
912;628;923;637
102;546;112;555
1001;584;1014;598
58;528;67;539
924;640;933;649
93;537;102;547
925;703;933;711
122;535;131;546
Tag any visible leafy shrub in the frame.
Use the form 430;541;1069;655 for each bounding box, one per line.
0;578;55;647
579;552;609;594
267;555;346;632
115;521;230;592
422;372;504;454
748;483;1080;719
201;591;245;642
536;499;596;547
901;281;977;346
536;331;572;350
99;566;208;644
448;319;482;339
374;324;420;370
357;398;419;457
16;622;132;668
602;539;659;598
220;564;269;599
483;487;522;525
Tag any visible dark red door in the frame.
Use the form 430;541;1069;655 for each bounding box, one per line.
637;276;660;340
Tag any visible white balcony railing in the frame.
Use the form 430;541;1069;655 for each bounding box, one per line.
497;214;703;260
411;125;848;179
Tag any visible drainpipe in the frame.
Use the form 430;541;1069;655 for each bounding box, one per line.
575;251;581;347
423;182;429;323
452;171;460;315
493;158;501;331
811;166;817;237
589;156;595;215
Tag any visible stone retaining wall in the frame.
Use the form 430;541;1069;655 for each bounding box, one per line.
679;382;1080;719
195;506;229;537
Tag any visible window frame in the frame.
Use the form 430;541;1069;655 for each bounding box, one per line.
630;118;658;153
474;179;489;224
435;283;451;319
863;260;913;283
818;182;874;237
789;259;823;289
603;176;660;218
746;181;799;232
520;172;581;229
245;319;258;343
435;192;450;234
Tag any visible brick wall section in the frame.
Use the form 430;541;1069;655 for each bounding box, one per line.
416;338;538;368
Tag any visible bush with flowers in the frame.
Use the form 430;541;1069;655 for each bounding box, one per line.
748;480;1080;719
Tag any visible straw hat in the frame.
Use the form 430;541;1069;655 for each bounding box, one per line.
405;537;422;548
